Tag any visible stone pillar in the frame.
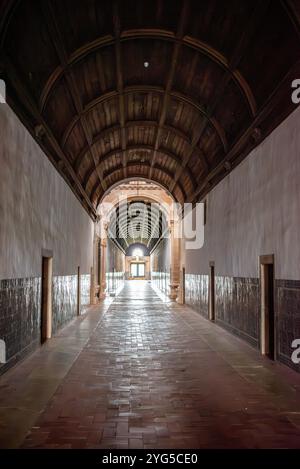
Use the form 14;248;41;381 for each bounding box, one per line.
177;266;185;305
169;219;180;300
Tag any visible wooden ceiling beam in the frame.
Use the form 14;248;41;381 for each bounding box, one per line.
74;122;203;180
39;30;256;120
102;161;183;189
73;120;193;174
281;0;300;39
0;0;20;49
62;88;228;156
170;0;270;194
169;121;209;194
149;0;189;179
42;0;106;196
3;0;297;217
113;0;127;179
190;57;300;203
93;165;185;207
84;144;196;191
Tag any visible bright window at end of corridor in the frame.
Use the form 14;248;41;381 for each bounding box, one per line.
132;248;143;257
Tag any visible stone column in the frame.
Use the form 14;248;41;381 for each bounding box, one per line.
177;266;185;305
169;219;180;300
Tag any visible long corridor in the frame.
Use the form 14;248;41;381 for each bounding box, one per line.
1;281;299;449
2;0;300;456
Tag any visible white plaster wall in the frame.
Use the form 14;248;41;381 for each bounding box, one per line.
185;105;300;280
0;105;94;279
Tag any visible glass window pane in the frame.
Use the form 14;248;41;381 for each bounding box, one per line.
131;263;138;277
138;263;145;277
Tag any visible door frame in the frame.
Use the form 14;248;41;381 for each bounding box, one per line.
259;254;275;359
130;262;145;278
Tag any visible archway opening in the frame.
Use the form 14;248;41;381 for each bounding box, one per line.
93;179;182;299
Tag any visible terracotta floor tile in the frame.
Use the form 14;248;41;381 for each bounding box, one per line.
2;281;300;448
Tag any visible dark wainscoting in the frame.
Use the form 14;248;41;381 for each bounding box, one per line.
185;274;260;346
215;276;260;348
80;273;91;311
52;275;78;333
151;271;170;295
184;274;260;345
0;277;41;373
276;279;300;372
184;273;300;373
185;274;209;318
106;272;125;295
0;273;92;374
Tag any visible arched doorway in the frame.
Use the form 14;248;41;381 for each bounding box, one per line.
125;243;150;280
92;180;182;301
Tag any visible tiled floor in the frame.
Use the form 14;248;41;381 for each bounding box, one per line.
0;298;113;448
2;281;300;449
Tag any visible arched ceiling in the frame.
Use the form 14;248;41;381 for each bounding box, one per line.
1;0;300;220
125;243;150;257
108;200;168;252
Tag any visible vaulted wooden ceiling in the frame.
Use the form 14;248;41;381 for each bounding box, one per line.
108;200;168;252
0;0;300;220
